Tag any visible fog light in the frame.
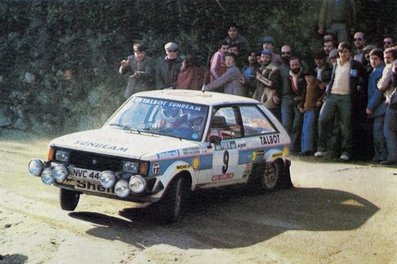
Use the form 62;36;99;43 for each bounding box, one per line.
99;171;116;188
114;180;130;198
53;164;69;183
129;175;146;193
41;168;55;185
28;159;44;176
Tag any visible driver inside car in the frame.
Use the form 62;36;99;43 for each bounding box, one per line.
154;107;188;129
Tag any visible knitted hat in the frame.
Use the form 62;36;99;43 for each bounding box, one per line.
261;48;272;55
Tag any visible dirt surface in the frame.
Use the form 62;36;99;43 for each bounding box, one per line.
1;129;397;264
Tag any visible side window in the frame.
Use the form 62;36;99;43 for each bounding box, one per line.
240;105;276;136
208;107;241;139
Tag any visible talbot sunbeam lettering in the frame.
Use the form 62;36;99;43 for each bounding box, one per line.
28;90;292;222
260;134;280;145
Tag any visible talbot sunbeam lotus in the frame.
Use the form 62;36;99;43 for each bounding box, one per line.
28;90;293;222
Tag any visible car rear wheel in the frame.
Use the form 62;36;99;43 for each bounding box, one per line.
59;188;80;211
249;159;293;191
261;161;281;190
155;175;191;223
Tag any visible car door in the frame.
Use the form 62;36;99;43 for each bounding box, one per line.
208;106;243;184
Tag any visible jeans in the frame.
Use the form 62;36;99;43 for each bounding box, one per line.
372;115;388;161
384;106;397;161
317;94;352;155
301;109;318;153
281;96;302;152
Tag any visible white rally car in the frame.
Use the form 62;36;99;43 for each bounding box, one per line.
28;90;292;222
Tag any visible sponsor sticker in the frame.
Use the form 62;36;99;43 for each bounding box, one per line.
192;157;200;170
152;162;160;174
211;173;233;182
75;180;114;194
259;134;280;145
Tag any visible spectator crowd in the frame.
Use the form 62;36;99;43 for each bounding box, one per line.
118;1;397;166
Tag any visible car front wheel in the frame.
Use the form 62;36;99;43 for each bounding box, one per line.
59;188;80;211
156;175;191;223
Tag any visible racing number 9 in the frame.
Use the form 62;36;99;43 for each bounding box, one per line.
222;150;229;174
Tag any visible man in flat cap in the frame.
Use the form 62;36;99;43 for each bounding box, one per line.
156;42;183;89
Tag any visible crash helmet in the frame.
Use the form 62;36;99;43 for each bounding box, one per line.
162;107;182;123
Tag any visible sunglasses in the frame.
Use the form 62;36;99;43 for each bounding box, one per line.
167;49;178;53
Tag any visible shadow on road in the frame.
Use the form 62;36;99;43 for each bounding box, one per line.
69;186;379;249
0;254;28;264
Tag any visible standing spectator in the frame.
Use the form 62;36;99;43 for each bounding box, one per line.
362;44;378;73
285;57;306;153
242;51;261;97
209;41;229;82
366;48;387;162
315;42;367;161
156;42;183;89
383;36;394;50
314;50;332;89
323;39;338;58
224;22;249;57
262;35;282;66
318;0;356;43
253;48;282;120
203;52;244;96
353;31;367;64
119;43;154;98
328;48;339;65
299;68;325;155
279;44;294;128
176;54;205;90
228;43;243;68
377;47;397;165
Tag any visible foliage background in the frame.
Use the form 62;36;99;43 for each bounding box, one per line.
0;0;396;134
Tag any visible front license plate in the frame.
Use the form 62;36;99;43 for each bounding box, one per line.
71;167;100;182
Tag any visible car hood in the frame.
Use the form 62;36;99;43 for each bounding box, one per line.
49;128;199;160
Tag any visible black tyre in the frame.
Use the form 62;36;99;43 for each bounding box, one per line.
261;161;281;190
59;188;80;211
156;176;191;223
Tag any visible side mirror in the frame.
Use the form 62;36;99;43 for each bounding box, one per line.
209;135;222;145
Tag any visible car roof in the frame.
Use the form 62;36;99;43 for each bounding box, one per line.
133;90;259;106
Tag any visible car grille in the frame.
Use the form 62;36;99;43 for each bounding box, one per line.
68;150;123;171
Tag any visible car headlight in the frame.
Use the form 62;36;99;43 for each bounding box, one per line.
52;164;69;183
114;180;130;198
99;171;116;188
55;150;70;163
41;168;55;185
28;159;44;176
123;161;139;174
128;175;146;193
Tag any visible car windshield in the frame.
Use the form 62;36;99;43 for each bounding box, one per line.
105;96;208;141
